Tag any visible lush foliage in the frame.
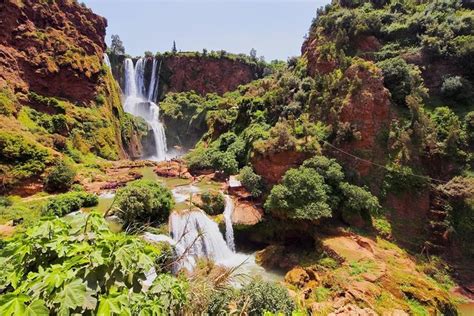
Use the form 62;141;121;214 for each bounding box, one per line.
265;156;380;222
239;166;264;198
44;161;76;193
200;191;225;215
0;213;186;315
42;191;98;217
239;280;295;315
113;180;174;227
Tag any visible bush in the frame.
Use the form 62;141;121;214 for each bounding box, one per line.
186;146;238;177
44;162;76;192
113;180;174;226
200;191;225;215
42;191;98;217
265;167;332;221
239;166;263;198
377;57;412;105
239;280;295;315
265;155;380;225
441;76;472;102
0;132;50;183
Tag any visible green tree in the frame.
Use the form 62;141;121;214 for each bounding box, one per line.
113;180;174;227
265;167;332;221
110;34;125;55
44;161;76;193
239;166;263;198
172;41;177;54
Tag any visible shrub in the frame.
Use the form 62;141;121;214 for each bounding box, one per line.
239;280;295;315
0;132;50;182
113;180;174;226
377;57;412;105
0;89;16;116
239;166;263;198
441;76;463;99
200;191;225;215
44;161;76;192
42;191;98;217
265;167;332;221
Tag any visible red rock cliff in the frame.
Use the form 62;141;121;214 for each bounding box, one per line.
0;0;107;103
159;55;258;96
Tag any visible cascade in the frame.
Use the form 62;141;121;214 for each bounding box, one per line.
147;58;158;102
223;195;236;252
123;57;167;161
170;210;246;271
103;53;111;69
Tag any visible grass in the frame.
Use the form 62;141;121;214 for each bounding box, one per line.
313;286;331;302
407;299;429;316
349;259;377;276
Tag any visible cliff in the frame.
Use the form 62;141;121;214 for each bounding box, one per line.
109;53;262;101
0;0;143;194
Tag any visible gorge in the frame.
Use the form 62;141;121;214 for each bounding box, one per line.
0;0;473;315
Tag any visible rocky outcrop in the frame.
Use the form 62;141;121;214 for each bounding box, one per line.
333;61;392;178
157;55;259;98
0;0;107;104
252;150;308;184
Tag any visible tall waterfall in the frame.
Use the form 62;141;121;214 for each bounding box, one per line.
223;195;236;252
123;57;167;161
103;53;111;69
148;58;158;102
170;210;245;271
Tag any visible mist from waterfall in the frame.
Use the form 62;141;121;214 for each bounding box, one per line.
170;209;246;271
123;57;167;161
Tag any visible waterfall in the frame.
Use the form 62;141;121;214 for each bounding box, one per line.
170;210;246;271
123;57;167;161
147;58;158;102
103;53;111;69
223;195;236;252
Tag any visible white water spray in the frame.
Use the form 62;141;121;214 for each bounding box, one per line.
103;53;111;69
223;195;236;252
123;57;167;161
170;210;245;271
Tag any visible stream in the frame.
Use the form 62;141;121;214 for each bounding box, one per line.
89;167;284;283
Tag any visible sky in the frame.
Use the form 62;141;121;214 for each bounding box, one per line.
82;0;329;61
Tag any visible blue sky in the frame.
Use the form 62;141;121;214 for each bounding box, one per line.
82;0;329;61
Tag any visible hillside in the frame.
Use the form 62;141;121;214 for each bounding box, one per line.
0;0;145;195
0;0;473;315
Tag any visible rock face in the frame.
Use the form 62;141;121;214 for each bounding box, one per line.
0;0;107;103
158;55;259;98
335;62;392;178
252;150;308;184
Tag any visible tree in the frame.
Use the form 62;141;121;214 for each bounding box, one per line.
172;41;177;54
113;180;174;227
239;166;263;198
110;34;125;55
44;161;76;193
249;48;257;60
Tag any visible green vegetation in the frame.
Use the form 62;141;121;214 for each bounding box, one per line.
0;131;51;187
0;213;185;315
113;180;174;227
44;161;76;193
42;191;98;217
239;280;295;315
265;156;380;223
239;166;264;198
200;190;225;215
